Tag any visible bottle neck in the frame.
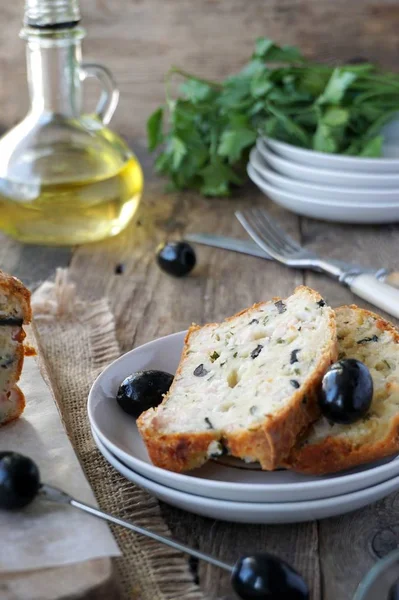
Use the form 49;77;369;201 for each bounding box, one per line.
22;27;84;118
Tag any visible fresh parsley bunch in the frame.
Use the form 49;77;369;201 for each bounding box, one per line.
147;38;399;197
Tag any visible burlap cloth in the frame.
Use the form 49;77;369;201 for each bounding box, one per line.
31;269;208;600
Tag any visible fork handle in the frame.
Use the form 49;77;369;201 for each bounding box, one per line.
349;274;399;319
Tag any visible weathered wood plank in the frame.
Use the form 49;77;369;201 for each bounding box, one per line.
162;508;320;600
67;177;322;600
2;129;399;598
1;154;398;600
302;218;399;323
303;217;399;599
0;239;115;599
0;233;72;290
1;0;399;594
2;0;399;138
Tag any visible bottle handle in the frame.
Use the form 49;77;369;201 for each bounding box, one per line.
80;62;120;125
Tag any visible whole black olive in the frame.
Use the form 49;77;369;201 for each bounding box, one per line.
319;359;373;425
389;579;399;600
156;241;196;277
0;452;41;510
116;370;174;418
232;553;309;600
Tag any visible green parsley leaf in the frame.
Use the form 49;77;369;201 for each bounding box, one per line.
359;135;383;157
254;38;304;63
147;107;164;151
218;127;257;163
313;106;349;153
250;73;273;98
200;160;242;197
169;136;187;169
317;68;358;105
180;80;213;103
147;37;399;196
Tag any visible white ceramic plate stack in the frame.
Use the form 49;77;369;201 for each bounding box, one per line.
248;135;399;224
88;331;399;525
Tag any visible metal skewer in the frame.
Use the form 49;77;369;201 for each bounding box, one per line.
40;483;232;572
1;431;309;598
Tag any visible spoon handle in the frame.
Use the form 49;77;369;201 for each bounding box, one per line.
40;484;232;572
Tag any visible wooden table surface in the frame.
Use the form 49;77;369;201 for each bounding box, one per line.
1;139;398;600
4;1;399;141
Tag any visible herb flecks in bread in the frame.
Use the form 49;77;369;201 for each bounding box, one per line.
137;286;337;472
285;305;399;475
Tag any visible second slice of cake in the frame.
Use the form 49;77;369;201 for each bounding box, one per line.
137;286;337;471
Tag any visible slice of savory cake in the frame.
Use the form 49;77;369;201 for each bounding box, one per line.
137;286;337;472
285;305;399;474
0;270;32;426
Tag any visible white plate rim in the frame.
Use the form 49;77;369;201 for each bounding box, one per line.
256;138;399;185
248;163;399;222
91;417;399;502
88;330;399;501
265;137;399;170
247;164;399;209
93;429;399;519
250;147;399;199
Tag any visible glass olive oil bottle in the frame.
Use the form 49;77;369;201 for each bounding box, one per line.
0;0;143;245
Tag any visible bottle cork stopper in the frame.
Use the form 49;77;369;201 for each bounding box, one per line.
24;0;80;28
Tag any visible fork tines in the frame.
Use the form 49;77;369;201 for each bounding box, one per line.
235;207;303;260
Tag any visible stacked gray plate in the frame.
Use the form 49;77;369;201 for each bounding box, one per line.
88;330;399;524
248;127;399;223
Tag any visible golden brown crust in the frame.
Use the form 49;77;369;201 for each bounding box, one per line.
139;430;220;472
24;345;36;357
0;272;31;395
0;270;32;324
340;304;399;342
226;386;323;470
285;304;399;475
283;414;399;475
138;323;221;472
138;286;338;472
12;343;25;393
0;386;26;427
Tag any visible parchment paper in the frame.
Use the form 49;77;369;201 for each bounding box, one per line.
0;351;121;572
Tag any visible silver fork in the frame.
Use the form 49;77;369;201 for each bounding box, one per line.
235;207;399;319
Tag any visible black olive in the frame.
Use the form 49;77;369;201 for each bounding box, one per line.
0;317;23;326
274;300;287;314
357;335;379;344
232;553;309;600
156;242;196;277
251;345;263;359
389;579;399;600
116;370;174;418
0;452;41;510
114;263;125;275
319;359;373;425
194;364;209;377
290;349;300;364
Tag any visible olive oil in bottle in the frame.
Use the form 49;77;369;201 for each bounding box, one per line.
0;141;144;245
0;0;143;245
